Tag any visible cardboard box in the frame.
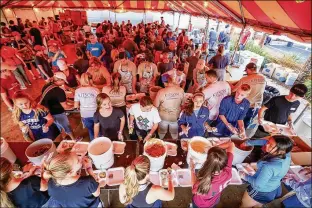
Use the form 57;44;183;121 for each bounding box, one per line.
290;136;312;165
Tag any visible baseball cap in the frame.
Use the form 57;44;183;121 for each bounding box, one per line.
245;62;257;71
56;59;68;71
290;83;308;97
34;45;45;51
47;39;59;47
53;72;68;84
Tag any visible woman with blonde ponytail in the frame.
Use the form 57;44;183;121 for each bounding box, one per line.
12;92;60;141
119;155;175;207
0;157;49;208
41;152;104;207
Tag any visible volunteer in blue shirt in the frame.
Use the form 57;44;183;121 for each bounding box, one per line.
86;34;106;60
213;84;251;139
239;135;293;207
47;40;67;69
178;92;214;138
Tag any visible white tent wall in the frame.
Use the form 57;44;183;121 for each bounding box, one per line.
1;9;8;24
2;8;16;23
33;8;55;20
13;8;37;22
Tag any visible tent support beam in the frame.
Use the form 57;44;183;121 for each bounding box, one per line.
230;25;246;64
204;17;209;43
211;1;242;24
0;0;16;9
177;13;181;29
1;8;9;23
238;0;246;25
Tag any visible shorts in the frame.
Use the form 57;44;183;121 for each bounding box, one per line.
52;112;72;134
247;184;282;204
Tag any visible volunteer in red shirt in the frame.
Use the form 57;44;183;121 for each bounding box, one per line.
191;141;235;208
239;28;251;50
0;38;31;89
1;62;21;111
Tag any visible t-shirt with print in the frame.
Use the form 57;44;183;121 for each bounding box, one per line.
48;176;100;208
215;96;250;136
48;51;66;67
163;47;177;61
41;83;66;115
157;62;174;74
1;46;22;66
19;109;59;140
93;108;124;140
232;74;266;107
208;54;229;70
1;74;20;100
74;86;100;118
192;152;233;207
264;96;300;125
202;81;231;120
86;42;104;57
102;86;127;107
155;86;184;122
129;103;161;131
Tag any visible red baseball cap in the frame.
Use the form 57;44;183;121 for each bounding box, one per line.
34;45;46;51
47;40;59;47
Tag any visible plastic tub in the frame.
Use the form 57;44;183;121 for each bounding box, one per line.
1;137;17;164
112;141;126;155
187;136;212;169
230;168;243;185
72;142;89;156
149;171;160;185
285;73;299;86
93;170;107;183
88;137;114;170
232;143;253;165
149;86;162;100
107;167;125;186
176;169;192;187
144;139;167;172
159;169;178;187
25;139;56;166
236;163;256;175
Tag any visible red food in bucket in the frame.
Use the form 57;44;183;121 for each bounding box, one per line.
145;144;166;157
32;144;51;157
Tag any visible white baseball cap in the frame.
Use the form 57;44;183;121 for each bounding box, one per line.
54;72;68;84
56;59;68;71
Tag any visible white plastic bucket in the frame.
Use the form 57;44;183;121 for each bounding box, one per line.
186;136;212;169
149;86;162;100
0;137;17;164
144;139;167;172
25;139;56;166
88;137;114;170
232;143;254;165
272;67;289;82
285;73;299;86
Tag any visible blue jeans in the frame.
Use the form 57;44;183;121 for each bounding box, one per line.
82;117;95;140
52;113;72;134
244;108;259;128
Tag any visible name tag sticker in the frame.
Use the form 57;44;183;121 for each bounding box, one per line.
290;108;296;110
200;115;206;118
240;107;245;110
91;48;99;51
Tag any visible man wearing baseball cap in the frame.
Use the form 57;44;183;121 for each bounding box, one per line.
47;40;67;69
254;83;308;138
231;62;266;127
40;73;78;141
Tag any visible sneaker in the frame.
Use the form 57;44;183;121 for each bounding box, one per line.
20;86;27;90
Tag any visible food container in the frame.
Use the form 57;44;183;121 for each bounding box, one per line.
159;169;178;187
276;124;296;136
186;136;213;169
107;167;125;186
93;170;107;183
230;168;243;185
56;140;76;153
12;171;24;179
288;166;310;182
144;139;167;171
112;141;126;155
72;142;89;156
1;137;17;164
232;142;254;165
176;169;192;187
149;171;160;185
165;142;177;156
236;163;256;175
180;139;189;151
88;137;114;170
25;139;56;166
210;137;231;146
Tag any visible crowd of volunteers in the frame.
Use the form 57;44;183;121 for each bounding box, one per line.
0;16;311;208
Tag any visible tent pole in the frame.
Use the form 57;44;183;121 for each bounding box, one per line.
177;13;181;30
32;8;39;22
230;25;246;64
204;17;209;43
188;14;191;32
1;9;9;24
172;11;174;29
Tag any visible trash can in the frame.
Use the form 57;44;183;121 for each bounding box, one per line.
262;85;280;105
